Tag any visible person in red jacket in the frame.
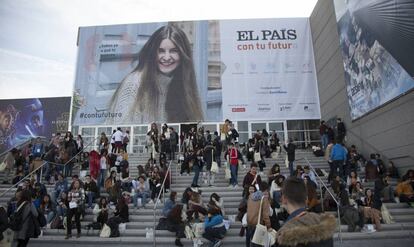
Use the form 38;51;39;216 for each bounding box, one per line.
224;143;243;188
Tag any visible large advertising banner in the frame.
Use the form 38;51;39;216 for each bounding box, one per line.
0;97;71;153
72;19;320;126
333;0;414;120
220;18;320;120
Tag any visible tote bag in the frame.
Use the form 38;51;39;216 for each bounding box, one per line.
225;164;231;180
254;152;261;162
251;197;277;246
210;150;219;173
100;224;111;238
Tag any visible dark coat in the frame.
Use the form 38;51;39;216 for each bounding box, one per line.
203;145;216;169
14;202;39;240
0;206;8;241
284;143;296;162
277;212;336;247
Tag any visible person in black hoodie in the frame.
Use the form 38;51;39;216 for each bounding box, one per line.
283;139;296;177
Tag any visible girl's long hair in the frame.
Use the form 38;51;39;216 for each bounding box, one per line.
112;24;203;122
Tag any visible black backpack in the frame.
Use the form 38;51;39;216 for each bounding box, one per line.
8;202;27;231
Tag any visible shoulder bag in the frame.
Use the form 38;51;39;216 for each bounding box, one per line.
251;196;277;246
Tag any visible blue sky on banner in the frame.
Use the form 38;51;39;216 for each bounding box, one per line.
0;0;317;99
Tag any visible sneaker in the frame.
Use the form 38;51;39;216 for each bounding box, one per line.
228;185;233;188
175;239;183;247
76;233;81;238
65;234;72;239
213;240;223;247
234;184;239;188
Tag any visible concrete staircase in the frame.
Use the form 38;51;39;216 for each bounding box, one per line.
1;151;414;247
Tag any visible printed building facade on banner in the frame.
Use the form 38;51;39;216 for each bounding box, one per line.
333;0;414;120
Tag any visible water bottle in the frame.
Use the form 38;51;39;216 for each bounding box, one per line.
148;228;153;239
145;227;149;239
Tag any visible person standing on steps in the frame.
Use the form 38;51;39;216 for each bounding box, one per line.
283;138;296;177
224;142;243;188
65;180;84;239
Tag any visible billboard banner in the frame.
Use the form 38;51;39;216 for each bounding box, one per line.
0;97;71;153
72;18;320;126
220;19;320;120
333;0;414;120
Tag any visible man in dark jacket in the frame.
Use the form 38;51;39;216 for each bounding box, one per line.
336;118;346;143
0;206;8;242
277;177;336;247
283;139;296;177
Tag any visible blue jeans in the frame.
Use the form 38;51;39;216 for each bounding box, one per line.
86;191;95;208
215;154;222;168
46;211;55;223
98;169;106;188
57;205;67;217
289;161;294;177
133;191;149;208
330;160;344;180
273;191;282;208
192;165;201;186
230;165;238;186
321;134;329;150
44;162;51;182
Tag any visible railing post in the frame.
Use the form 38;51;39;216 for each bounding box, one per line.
304;158;342;243
337;203;342;242
319;181;324;212
153;207;156;247
153;160;172;247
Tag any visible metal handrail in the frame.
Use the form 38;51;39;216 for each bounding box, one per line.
304;157;342;242
153;160;172;247
0;136;100;198
0;137;47;158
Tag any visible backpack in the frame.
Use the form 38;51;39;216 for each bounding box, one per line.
8;202;27;231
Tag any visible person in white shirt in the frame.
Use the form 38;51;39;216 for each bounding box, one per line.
113;127;124;153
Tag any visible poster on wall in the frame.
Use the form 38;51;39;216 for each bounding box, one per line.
220;18;320;120
333;0;414;120
72;18;320;126
0;97;71;153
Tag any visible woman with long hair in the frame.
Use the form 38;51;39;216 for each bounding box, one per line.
109;24;203;124
166;204;186;247
93;197;109;227
39;194;56;224
65;180;85;239
13;190;39;247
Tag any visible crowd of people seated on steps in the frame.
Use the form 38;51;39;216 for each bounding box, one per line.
2;117;413;247
317;118;414;233
156;187;227;247
0;126;171;244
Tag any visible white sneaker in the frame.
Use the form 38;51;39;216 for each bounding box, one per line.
228;185;233;188
234;184;239;188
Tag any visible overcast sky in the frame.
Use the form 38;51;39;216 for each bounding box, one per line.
0;0;318;100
